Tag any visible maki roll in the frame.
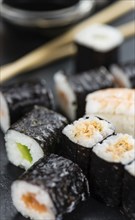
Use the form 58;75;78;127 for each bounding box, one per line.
123;160;135;219
90;134;135;207
86;88;135;137
54;67;114;121
0;79;54;133
11;154;89;220
5;106;67;169
61;115;115;175
110;62;135;88
74;24;123;72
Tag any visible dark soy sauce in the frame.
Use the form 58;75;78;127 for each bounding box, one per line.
3;0;80;11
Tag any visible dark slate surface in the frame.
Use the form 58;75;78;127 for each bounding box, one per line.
0;7;134;220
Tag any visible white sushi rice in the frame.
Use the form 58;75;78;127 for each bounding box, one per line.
110;64;131;88
5;130;44;170
54;71;77;120
75;24;123;52
11;181;55;220
125;160;135;177
0;92;10;132
93;134;135;165
86;89;135;137
62;116;114;148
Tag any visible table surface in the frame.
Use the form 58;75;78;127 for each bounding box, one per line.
0;6;134;220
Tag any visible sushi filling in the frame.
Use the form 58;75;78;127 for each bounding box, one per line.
17;143;33;163
22;193;47;213
73;120;103;138
5;130;44;169
0;92;10;132
93;134;135;164
63;116;114;148
12;181;55;220
54;71;77;120
106;138;133;160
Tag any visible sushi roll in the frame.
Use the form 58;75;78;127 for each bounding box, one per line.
74;24;123;72
110;62;135;88
61;115;115;175
90;134;135;207
11;154;89;220
123;160;135;219
54;67;114;121
0;79;54;133
5;106;67;170
86;88;135;137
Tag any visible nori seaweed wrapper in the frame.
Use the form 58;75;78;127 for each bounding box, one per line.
19;154;89;217
75;42;119;73
119;62;135;88
1;79;54;125
90;152;124;207
122;170;135;219
10;106;68;155
69;67;114;118
61;135;92;177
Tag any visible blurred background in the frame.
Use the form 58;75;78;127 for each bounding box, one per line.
1;0;134;71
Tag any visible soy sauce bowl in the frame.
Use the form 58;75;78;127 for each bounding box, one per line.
1;0;95;36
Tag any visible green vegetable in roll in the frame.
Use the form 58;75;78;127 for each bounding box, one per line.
17;143;32;163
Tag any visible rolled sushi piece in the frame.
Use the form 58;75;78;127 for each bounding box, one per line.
123;160;135;219
86;88;135;137
0;78;54;133
54;67;114;121
62;115;115;175
74;24;123;72
5;106;67;170
110;62;135;88
90;134;135;207
11;154;89;220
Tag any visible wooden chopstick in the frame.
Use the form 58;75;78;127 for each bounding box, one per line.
0;44;77;82
118;21;135;39
0;0;134;83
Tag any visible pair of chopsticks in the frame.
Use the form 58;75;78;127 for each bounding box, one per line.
0;0;135;83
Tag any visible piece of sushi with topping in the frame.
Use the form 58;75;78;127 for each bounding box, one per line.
5;106;67;170
61;115;115;175
54;67;114;121
90;134;135;207
122;161;135;219
86;88;135;137
0;78;54;133
11;154;89;220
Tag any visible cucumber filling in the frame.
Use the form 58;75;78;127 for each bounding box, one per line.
17;143;33;163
